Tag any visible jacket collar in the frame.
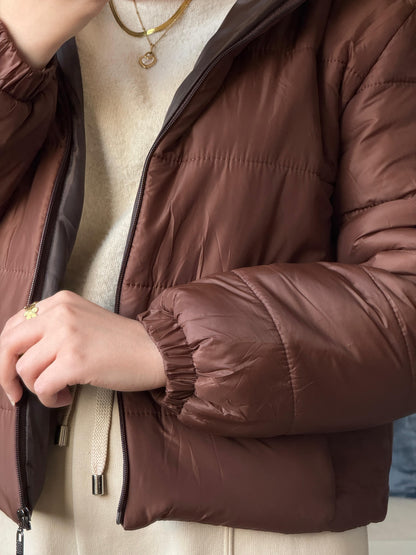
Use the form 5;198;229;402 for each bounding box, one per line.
165;0;307;123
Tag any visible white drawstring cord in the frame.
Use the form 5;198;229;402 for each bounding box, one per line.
90;388;114;495
56;385;115;497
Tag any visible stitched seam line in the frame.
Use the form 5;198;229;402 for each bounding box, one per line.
152;153;327;179
361;267;413;375
357;80;416;92
249;47;363;80
124;410;163;417
232;269;295;433
0;267;32;276
320;56;348;66
319;57;366;81
124;282;170;289
254;44;315;58
341;189;416;221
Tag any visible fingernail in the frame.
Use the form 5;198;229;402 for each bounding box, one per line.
7;395;15;407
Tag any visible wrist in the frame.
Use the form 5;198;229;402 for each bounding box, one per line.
143;331;167;390
131;319;167;390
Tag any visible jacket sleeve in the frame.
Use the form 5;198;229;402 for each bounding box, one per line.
0;20;58;216
139;8;416;437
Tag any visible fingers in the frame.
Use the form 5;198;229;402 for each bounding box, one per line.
3;298;48;334
0;291;80;406
34;360;74;408
1;374;23;407
15;338;56;395
0;318;43;405
3;291;79;335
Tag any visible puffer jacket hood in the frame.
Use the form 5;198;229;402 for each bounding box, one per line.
1;0;416;537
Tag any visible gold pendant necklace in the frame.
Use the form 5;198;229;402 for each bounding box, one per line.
134;1;167;69
138;51;158;70
109;0;193;69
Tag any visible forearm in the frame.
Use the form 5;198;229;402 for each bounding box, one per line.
0;0;108;68
141;259;416;437
0;22;58;214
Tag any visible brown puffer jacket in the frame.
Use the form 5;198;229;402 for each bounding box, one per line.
1;0;416;536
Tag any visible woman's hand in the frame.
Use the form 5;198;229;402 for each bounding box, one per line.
0;0;109;68
0;290;166;408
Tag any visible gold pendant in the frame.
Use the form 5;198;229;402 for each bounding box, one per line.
138;51;157;69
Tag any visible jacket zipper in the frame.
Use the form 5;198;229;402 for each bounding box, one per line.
15;395;30;555
116;391;129;525
114;0;305;526
14;80;73;554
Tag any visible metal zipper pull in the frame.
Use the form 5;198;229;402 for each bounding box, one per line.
16;507;31;555
16;527;24;555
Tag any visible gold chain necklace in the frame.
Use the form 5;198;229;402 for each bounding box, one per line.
108;0;192;37
134;0;192;69
109;0;193;68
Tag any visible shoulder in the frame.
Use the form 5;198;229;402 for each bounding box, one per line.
323;0;416;66
317;0;416;101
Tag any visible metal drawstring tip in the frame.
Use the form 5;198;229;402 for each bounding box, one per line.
92;474;105;496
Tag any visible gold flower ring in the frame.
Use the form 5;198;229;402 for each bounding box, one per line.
24;302;39;320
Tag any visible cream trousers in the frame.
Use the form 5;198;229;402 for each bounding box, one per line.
0;386;368;554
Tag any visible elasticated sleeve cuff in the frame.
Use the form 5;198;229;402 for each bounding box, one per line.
138;308;197;414
0;20;57;100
